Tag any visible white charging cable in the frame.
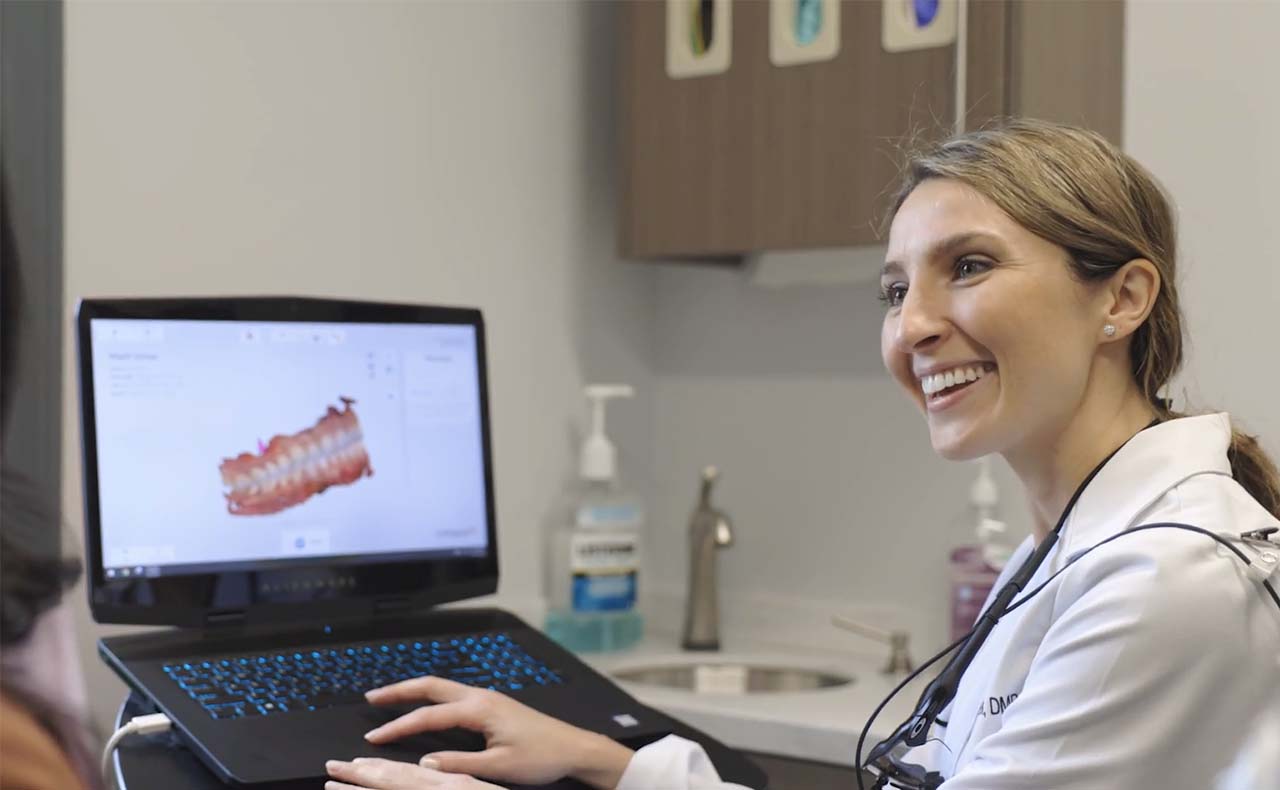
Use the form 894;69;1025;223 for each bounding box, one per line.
101;712;172;788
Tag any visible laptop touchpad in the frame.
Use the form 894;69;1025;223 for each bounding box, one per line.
359;704;488;756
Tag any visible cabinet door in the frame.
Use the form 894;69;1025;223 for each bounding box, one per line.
619;0;963;258
618;0;757;258
743;750;871;790
961;0;1124;141
1007;0;1124;142
617;0;1120;259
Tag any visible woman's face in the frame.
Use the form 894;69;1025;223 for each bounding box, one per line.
880;178;1106;460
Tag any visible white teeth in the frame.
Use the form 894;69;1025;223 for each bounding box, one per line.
920;364;991;396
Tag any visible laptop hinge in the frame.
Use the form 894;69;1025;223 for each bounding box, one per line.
204;609;247;628
373;596;411;615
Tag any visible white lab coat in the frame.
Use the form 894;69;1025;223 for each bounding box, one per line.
616;414;1280;789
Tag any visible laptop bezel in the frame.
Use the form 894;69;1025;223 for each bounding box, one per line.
77;296;500;627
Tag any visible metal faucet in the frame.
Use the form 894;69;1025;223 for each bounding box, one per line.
682;466;734;651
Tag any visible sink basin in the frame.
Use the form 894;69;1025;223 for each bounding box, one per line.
612;661;853;695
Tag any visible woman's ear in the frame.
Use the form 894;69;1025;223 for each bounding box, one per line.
1102;259;1161;341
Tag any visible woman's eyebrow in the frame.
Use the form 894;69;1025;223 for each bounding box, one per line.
882;231;1002;276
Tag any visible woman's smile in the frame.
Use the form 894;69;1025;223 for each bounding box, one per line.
920;362;998;413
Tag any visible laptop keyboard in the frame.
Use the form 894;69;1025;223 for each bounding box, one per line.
162;631;566;721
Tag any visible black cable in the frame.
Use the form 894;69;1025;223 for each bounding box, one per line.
854;521;1280;788
853;423;1279;788
859;433;1141;782
1001;522;1280;617
854;630;973;790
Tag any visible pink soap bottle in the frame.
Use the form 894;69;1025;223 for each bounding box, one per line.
949;458;1013;641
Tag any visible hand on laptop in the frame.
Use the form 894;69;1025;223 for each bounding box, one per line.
326;757;505;790
347;675;635;790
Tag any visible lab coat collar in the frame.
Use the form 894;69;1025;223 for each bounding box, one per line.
1059;412;1235;558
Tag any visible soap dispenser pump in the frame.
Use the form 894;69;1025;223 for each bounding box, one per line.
579;384;632;481
949;456;1012;640
971;456;1013;570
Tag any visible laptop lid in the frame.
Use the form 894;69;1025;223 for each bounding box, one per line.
77;297;499;628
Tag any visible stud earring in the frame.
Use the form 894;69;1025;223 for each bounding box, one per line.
1103;324;1117;337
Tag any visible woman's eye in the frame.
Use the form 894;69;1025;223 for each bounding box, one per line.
878;283;908;308
955;257;992;280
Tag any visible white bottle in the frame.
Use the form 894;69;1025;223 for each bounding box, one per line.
544;385;645;652
970;456;1014;570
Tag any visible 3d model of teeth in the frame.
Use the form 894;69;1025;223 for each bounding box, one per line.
219;397;373;516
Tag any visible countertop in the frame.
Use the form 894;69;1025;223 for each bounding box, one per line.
446;593;935;767
577;628;929;767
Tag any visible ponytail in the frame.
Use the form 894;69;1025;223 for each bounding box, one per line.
1227;430;1280;519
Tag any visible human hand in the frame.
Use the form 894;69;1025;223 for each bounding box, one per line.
359;676;634;789
326;756;506;790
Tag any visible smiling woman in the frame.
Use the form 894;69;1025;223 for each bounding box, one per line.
322;120;1280;790
861;119;1280;789
879;120;1279;522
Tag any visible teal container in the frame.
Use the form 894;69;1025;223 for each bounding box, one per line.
544;609;644;653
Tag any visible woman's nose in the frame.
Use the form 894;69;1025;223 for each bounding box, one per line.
892;287;949;353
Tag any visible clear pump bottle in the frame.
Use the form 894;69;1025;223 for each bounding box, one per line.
543;385;644;652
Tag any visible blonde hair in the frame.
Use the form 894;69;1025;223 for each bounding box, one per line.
887;118;1280;517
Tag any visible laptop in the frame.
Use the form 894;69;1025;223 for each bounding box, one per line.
76;296;671;787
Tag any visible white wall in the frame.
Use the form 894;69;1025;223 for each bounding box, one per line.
1123;0;1280;458
645;265;1032;651
61;0;655;733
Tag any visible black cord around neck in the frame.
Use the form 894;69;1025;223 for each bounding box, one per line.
860;420;1160;782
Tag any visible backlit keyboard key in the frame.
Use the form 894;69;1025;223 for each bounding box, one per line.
166;631;565;720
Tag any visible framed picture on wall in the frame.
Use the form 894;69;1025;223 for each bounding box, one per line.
770;0;840;67
666;0;732;79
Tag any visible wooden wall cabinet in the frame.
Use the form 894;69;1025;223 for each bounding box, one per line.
617;0;1124;260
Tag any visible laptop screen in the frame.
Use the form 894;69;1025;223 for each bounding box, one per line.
88;316;490;580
